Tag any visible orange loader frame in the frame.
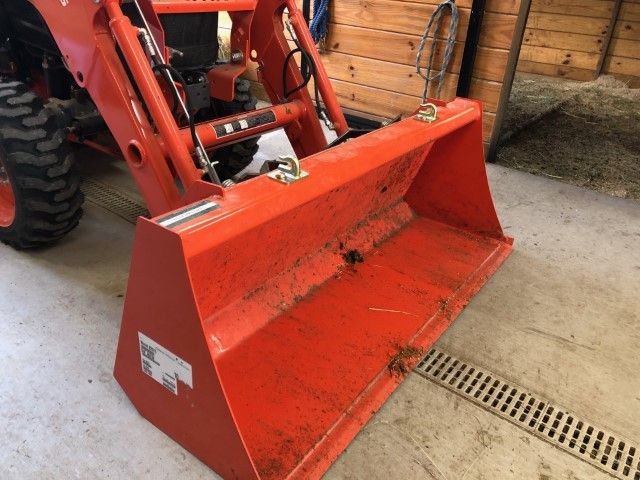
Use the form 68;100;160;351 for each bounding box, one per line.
26;1;512;479
32;0;347;215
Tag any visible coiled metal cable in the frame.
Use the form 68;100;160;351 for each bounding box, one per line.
416;0;459;102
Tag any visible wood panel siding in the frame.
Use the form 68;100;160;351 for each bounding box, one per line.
222;1;529;149
315;0;523;146
518;0;640;86
606;1;640;85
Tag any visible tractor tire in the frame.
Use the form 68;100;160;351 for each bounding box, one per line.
0;79;83;249
211;77;260;178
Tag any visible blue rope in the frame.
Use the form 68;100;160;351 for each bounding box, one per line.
309;0;331;45
416;0;459;102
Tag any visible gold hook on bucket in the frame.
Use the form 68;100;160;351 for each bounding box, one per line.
267;155;309;184
415;103;438;123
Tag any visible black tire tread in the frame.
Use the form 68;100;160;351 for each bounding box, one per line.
0;79;83;248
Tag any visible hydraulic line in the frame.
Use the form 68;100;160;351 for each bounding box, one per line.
284;18;332;130
132;0;222;184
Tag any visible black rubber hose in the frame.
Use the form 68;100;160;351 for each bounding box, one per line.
152;63;199;158
283;47;313;99
282;47;322;117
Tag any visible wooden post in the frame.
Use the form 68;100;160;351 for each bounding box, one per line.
594;0;623;79
456;0;487;97
486;0;533;162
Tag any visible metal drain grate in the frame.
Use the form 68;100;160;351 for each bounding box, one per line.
415;348;640;479
81;178;149;224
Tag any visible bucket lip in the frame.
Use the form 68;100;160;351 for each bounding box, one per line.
146;98;482;238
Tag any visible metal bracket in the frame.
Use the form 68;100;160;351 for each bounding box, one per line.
267;155;309;184
415;103;438;123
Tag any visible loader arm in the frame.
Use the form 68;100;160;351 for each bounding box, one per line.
28;0;346;215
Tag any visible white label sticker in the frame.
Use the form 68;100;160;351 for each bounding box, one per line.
224;123;234;134
138;332;193;395
239;119;249;129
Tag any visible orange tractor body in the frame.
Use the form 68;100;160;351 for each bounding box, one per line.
0;1;512;478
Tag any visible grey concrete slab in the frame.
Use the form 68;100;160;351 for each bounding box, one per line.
438;167;640;443
0;207;214;480
327;166;640;480
1;132;639;479
328;377;612;480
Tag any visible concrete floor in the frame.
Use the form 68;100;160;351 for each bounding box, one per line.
1;131;639;479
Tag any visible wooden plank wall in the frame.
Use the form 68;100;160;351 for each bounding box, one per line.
222;1;527;144
606;1;640;84
518;0;640;86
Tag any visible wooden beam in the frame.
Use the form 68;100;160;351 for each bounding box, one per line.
486;0;532;161
594;0;623;78
457;0;487;97
518;45;600;70
517;60;597;81
322;24;510;82
521;29;604;54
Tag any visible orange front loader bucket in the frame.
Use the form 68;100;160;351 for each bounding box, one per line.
114;98;512;480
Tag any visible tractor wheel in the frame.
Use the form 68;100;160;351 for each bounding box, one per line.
211;77;260;178
0;79;83;249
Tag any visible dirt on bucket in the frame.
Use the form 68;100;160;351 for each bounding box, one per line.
343;249;364;265
388;345;424;377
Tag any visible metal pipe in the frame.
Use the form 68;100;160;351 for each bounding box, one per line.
104;0;202;188
176;101;306;151
284;0;348;136
132;0;220;183
137;28;222;184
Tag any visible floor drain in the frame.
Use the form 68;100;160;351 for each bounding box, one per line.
81;178;149;224
415;348;640;479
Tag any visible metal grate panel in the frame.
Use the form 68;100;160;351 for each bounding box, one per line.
415;348;640;479
81;178;149;224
